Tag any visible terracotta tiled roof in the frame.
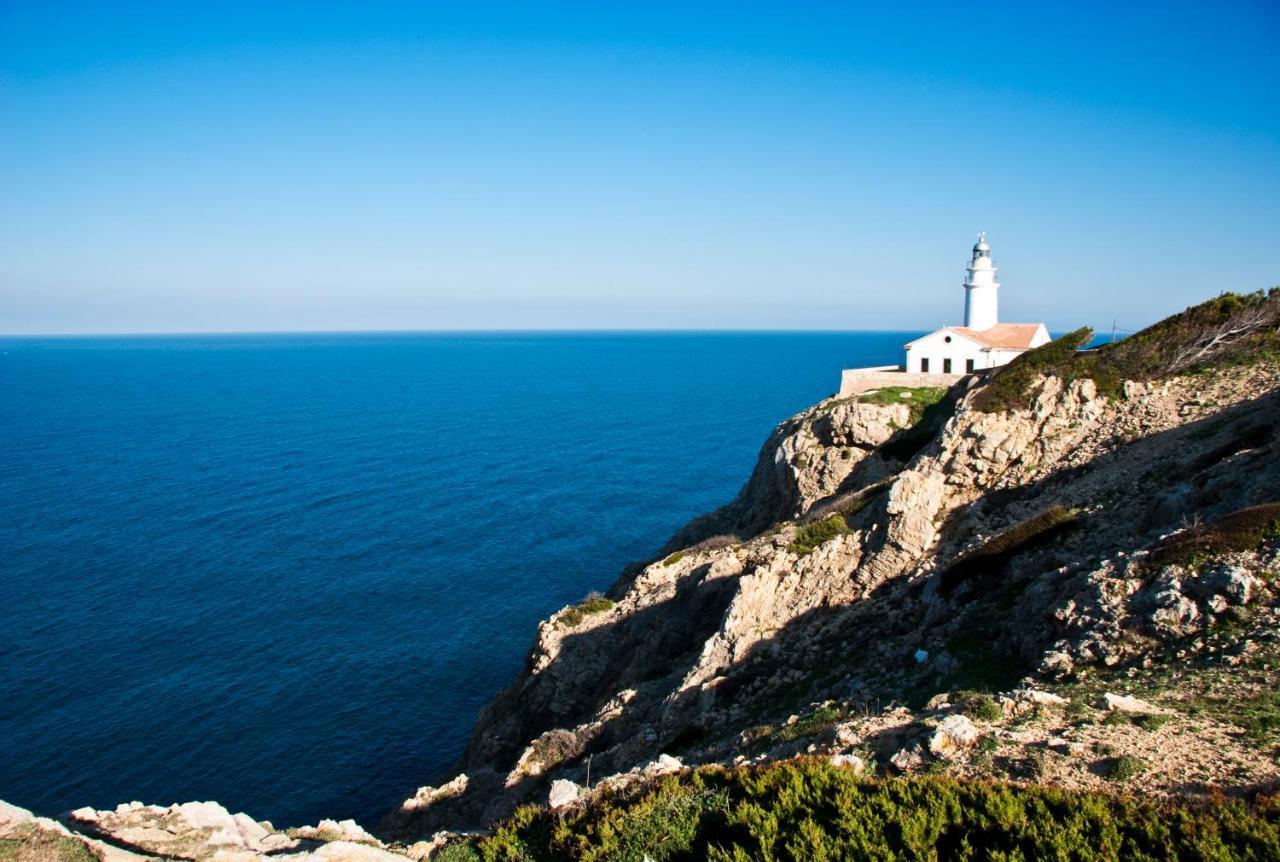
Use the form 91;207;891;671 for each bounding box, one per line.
951;323;1044;349
904;323;1046;350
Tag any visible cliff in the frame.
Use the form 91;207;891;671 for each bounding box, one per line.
4;290;1280;861
379;289;1280;848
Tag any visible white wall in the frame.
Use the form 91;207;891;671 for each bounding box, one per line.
904;330;990;374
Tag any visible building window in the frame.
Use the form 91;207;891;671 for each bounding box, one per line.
921;358;929;373
966;359;975;373
943;358;952;374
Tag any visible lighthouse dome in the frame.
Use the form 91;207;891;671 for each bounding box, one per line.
973;233;990;254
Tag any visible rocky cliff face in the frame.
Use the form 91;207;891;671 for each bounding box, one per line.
381;330;1280;839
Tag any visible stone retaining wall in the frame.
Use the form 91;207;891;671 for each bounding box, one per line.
838;366;965;398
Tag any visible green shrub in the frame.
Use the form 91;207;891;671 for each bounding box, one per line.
1107;755;1146;781
434;842;483;862
973;328;1094;413
558;594;616;628
788;515;850;556
1148;503;1280;569
476;759;1280;861
1235;690;1280;742
964;695;1005;722
661;551;687;567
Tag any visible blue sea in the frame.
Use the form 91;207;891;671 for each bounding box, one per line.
0;331;914;826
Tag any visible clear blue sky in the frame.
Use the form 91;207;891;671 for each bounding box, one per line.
2;1;1277;334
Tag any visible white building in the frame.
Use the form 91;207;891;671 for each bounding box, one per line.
903;234;1049;375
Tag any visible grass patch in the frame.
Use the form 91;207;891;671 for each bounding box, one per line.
1148;503;1280;569
0;831;97;862
939;505;1082;592
1106;755;1147;782
1228;690;1280;743
857;385;949;426
477;759;1280;861
788;514;850;556
1135;713;1175;732
558;593;616;628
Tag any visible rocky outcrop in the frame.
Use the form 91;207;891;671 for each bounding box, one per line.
0;798;436;862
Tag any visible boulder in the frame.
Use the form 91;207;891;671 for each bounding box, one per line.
547;780;581;810
1099;693;1164;714
829;753;867;772
928;715;979;759
1189;565;1260;606
889;743;928;773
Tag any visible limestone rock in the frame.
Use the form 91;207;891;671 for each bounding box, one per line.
829;753;867;772
1099;693;1165;714
643;754;683;775
292;819;380;845
547;780;581;810
398;774;468;814
889;743;928;772
65;800;290;861
1189;565;1259;606
928;715;979;759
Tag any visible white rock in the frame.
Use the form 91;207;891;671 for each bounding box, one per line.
928;714;979;759
829;753;867;772
833;721;863;748
398;774;468;813
547;779;582;810
889;743;927;772
1020;689;1068;707
1099;693;1164;714
643;754;683;775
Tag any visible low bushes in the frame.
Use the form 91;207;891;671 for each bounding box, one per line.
788;515;850;556
558;593;616;628
1148;503;1280;569
939;504;1082;592
475;759;1280;861
974;289;1280;413
973;328;1094;414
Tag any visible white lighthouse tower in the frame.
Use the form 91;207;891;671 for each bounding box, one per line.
962;232;1000;331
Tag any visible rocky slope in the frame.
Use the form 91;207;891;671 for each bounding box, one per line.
380;290;1280;844
4;291;1279;861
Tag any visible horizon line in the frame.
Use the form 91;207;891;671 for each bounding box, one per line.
0;326;942;339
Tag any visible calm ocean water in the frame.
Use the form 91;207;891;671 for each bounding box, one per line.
0;331;915;826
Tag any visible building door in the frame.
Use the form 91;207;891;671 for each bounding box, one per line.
943;358;952;374
921;358;929;373
966;359;975;373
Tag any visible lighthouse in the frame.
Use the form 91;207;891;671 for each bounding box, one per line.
839;233;1052;396
963;232;999;331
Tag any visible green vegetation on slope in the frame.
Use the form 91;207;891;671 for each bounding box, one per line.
1148;503;1280;569
939;504;1082;592
974;289;1280;413
788;514;850;556
464;759;1280;861
558;594;616;628
857;385;949;427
